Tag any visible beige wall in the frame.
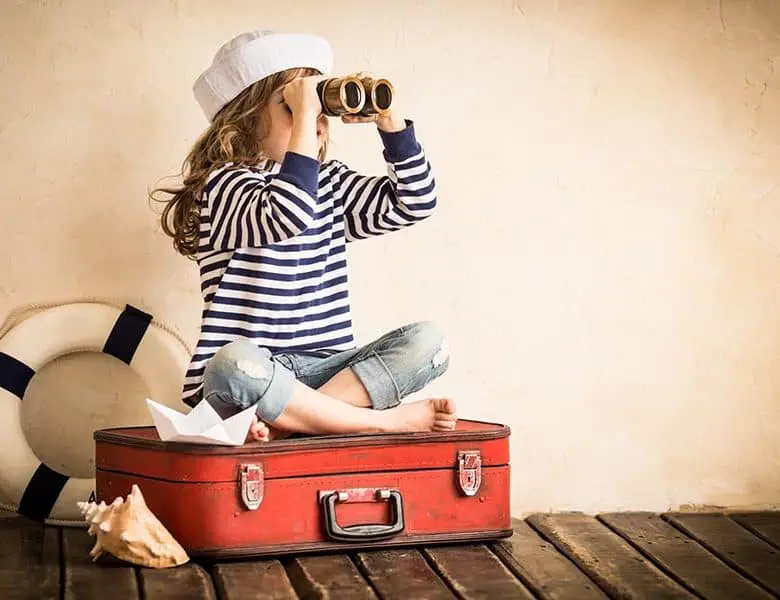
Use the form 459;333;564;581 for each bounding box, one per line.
1;0;778;517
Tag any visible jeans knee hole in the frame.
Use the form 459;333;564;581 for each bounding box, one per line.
236;358;270;380
432;340;449;368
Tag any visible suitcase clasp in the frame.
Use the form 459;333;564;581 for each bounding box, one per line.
240;463;264;510
457;450;482;497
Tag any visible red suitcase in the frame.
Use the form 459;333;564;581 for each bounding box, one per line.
93;420;512;558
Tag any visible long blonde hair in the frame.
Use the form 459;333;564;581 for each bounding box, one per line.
150;67;327;259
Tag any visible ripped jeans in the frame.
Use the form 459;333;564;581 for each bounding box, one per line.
202;321;450;422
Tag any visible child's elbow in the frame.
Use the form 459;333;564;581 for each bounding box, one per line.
404;181;438;216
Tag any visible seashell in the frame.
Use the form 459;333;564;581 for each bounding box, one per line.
77;484;189;568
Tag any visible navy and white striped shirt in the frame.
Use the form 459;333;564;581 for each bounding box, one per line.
182;120;437;406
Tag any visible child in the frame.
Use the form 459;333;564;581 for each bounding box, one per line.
152;30;456;442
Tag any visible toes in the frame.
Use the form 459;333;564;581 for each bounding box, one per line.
251;429;269;442
432;397;457;416
443;398;457;416
250;420;270;442
433;419;456;431
436;411;457;420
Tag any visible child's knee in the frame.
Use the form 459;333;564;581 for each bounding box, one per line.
203;339;295;422
401;321;450;372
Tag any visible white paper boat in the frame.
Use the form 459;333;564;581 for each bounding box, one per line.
145;398;256;446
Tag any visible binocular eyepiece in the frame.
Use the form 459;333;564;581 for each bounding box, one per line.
316;75;394;117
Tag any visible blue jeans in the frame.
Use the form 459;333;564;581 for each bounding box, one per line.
202;321;450;422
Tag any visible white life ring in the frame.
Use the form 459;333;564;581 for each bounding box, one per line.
0;302;190;526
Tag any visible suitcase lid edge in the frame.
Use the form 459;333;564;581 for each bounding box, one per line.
93;419;511;455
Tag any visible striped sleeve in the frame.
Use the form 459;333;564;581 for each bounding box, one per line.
334;120;437;242
203;152;321;251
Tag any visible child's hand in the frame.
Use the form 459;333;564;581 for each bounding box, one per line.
283;75;327;118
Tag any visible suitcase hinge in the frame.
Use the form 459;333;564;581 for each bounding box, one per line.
457;450;482;497
240;463;264;510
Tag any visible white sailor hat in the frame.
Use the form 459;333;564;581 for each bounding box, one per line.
193;30;334;122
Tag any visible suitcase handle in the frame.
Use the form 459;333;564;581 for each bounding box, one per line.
320;488;405;542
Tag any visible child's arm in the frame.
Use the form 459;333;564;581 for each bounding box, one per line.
332;118;437;241
203;152;320;251
205;97;322;252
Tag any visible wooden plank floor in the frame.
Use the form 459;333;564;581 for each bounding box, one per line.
1;511;778;599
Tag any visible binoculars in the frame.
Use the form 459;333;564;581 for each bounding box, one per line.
316;75;394;117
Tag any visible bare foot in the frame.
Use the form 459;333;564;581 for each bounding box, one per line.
245;416;294;443
383;398;457;433
245;415;270;443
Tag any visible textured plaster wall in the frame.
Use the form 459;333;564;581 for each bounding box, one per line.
0;0;779;516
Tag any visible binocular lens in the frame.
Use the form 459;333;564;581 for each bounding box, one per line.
343;81;363;111
373;82;392;111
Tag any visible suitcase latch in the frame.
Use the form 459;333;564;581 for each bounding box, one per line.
240;463;264;510
457;450;482;497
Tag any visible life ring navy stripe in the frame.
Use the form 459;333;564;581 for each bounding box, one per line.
17;463;69;522
0;352;35;399
103;304;153;364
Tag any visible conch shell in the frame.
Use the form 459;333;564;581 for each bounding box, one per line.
77;484;189;568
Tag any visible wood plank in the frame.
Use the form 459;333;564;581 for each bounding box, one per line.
601;512;772;600
354;548;454;600
0;519;60;600
664;512;780;596
527;513;694;599
139;563;217;600
212;561;298;600
730;512;780;550
62;527;140;600
424;544;535;599
490;518;608;600
284;554;377;599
